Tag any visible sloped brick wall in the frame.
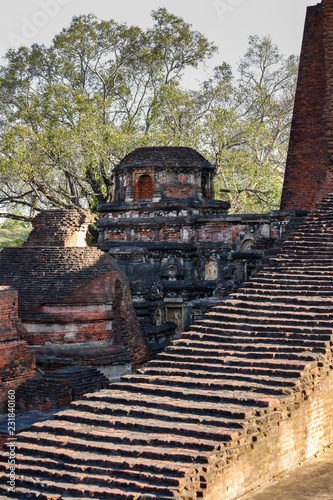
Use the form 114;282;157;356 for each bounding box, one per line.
281;4;327;210
281;0;333;211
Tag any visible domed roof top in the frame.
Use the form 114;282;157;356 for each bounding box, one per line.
115;147;214;170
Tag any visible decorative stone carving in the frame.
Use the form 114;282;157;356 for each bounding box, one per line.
205;259;218;280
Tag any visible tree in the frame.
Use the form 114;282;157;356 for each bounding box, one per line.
0;15;297;219
0;10;216;219
149;37;298;213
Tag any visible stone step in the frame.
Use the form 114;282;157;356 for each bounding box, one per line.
25;418;233;451
69;399;247;429
7;474;178;499
108;381;291;408
83;390;260;420
195;314;332;330
212;303;333;317
162;344;319;363
272;263;333;271
15;433;210;466
173;338;327;355
238;289;333;299
146;358;304;380
222;299;333;313
191;323;332;339
11;459;186;491
12;448;193;478
141;366;300;390
257;269;333;277
180;331;329;350
245;280;333;289
50;407;243;443
123;373;290;396
156;352;313;375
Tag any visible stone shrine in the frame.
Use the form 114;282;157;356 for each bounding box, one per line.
97;146;303;336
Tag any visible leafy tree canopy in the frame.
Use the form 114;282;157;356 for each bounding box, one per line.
0;11;297;220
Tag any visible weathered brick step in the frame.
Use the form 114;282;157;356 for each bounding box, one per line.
173;338;326;355
181;331;329;350
254;276;333;285
257;268;333;277
0;481;175;500
108;381;290;408
15;434;209;466
224;299;333;313
12;461;184;492
147;358;303;381
0;484;65;500
157;352;312;374
52;406;243;442
163;344;319;363
70;399;246;430
125;373;288;396
212;303;333;317
244;281;333;290
13;475;178;499
268;260;333;267
191;323;332;339
22;418;221;453
238;289;333;299
279;251;333;259
141;366;299;390
280;244;333;253
85;390;259;420
199;314;333;328
13;448;191;479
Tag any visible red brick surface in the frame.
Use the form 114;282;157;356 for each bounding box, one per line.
281;1;333;210
2;195;333;498
0;287;35;410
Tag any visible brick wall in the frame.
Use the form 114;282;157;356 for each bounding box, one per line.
281;4;327;210
0;287;35;410
281;1;333;210
203;374;333;499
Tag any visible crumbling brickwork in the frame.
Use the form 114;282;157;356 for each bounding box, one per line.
98;147;298;339
2;193;333;499
0;210;151;373
0;287;35;410
281;0;333;210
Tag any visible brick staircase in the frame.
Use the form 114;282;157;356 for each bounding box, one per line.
2;195;333;499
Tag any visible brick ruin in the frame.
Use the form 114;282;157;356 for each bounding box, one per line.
97;146;304;340
2;191;333;499
281;0;333;210
0;210;151;413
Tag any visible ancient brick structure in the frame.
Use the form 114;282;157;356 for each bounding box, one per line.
281;0;333;210
1;192;333;498
0;210;151;377
0;287;35;411
98;147;298;337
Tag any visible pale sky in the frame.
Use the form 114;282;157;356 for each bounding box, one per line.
0;0;313;85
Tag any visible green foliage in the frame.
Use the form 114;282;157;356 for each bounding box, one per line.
0;13;297;216
0;219;31;249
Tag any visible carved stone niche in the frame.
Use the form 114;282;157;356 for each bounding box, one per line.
205;259;218;280
160;257;186;281
166;306;184;334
